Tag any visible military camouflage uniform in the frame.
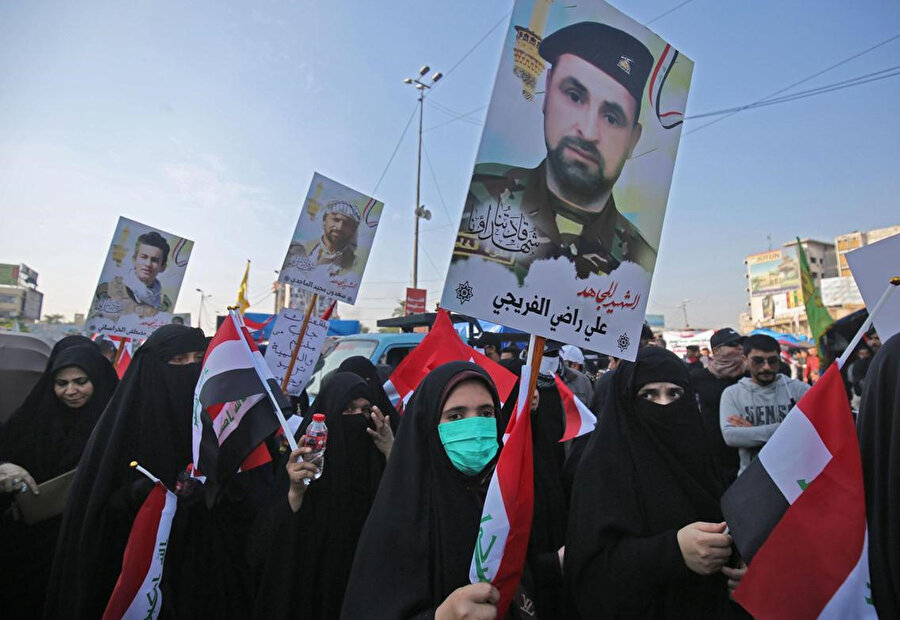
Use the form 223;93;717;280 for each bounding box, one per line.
454;161;656;281
286;238;359;277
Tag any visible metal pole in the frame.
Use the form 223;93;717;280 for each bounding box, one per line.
413;91;424;289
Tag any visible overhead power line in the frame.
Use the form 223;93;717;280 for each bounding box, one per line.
372;104;418;195
686;32;900;135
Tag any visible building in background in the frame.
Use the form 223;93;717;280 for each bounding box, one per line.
0;263;43;323
739;225;899;336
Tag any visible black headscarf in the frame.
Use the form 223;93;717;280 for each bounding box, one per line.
254;372;384;619
0;344;118;483
0;343;117;620
858;332;900;617
12;334;101;420
565;346;730;619
45;324;207;620
338;355;400;431
341;362;501;619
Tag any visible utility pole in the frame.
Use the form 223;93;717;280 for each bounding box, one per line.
195;288;211;331
404;65;441;288
680;299;691;328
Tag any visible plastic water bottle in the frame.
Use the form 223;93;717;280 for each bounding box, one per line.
300;413;327;485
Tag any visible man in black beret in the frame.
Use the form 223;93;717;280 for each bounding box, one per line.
460;22;656;280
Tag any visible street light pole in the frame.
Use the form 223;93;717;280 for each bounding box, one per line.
196;288;211;331
404;65;442;289
681;299;691;328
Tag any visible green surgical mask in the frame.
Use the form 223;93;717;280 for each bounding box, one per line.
438;416;499;476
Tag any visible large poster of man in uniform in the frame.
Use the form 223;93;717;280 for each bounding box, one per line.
279;172;384;305
85;217;194;340
440;0;693;360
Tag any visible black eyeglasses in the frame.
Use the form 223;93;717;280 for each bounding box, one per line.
750;356;780;367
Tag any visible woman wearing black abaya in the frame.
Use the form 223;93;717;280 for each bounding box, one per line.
342;361;504;620
338;355;400;431
44;324;207;620
565;346;736;619
0;344;118;619
858;332;900;617
253;372;392;619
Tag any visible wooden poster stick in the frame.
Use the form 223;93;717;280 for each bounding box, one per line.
280;292;318;393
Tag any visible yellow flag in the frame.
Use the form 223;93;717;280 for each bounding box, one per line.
237;260;250;314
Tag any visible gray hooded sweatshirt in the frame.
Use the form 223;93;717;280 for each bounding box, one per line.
719;375;810;475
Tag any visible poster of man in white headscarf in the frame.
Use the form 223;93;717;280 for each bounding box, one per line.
279;172;384;305
85;216;194;340
440;0;692;361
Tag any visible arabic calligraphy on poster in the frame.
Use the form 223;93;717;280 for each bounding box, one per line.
263;310;329;396
440;0;692;360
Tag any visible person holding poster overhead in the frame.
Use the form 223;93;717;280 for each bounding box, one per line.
465;22;655;280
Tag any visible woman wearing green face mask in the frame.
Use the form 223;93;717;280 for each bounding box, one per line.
343;361;514;620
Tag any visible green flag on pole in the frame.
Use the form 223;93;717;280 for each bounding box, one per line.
796;238;833;354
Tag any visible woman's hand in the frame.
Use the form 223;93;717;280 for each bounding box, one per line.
435;583;499;620
677;521;732;575
722;561;748;598
366;406;394;460
286;445;319;512
0;463;38;495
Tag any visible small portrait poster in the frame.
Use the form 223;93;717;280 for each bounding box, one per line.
440;0;693;360
85;217;194;340
263;310;329;396
279;173;384;305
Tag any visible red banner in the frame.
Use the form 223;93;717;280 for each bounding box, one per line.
405;287;427;315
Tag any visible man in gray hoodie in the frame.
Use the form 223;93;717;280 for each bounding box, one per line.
720;334;810;476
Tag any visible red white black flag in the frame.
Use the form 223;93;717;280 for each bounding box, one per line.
102;482;177;620
721;362;875;619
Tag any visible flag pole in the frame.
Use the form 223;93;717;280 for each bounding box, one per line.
523;334;545;414
279;292;318;393
228;307;299;452
130;461;160;484
837;276;900;368
112;337;129;366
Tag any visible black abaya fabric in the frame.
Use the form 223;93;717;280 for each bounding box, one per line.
565;346;732;619
44;324;207;620
0;344;118;620
527;382;569;617
253;372;385;619
858;332;900;618
341;362;501;619
338;355;400;431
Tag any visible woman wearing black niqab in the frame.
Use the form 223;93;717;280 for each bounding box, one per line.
858;332;900;617
0;343;118;619
342;361;505;619
44;324;207;620
338;355;400;431
253;372;391;619
565;346;736;618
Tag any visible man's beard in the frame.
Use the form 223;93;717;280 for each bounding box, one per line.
325;230;350;250
547;136;615;205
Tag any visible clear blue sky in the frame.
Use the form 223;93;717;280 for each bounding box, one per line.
1;0;898;332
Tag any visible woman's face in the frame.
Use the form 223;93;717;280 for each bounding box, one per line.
636;381;684;406
167;351;205;365
53;366;95;409
343;397;372;416
440;380;495;424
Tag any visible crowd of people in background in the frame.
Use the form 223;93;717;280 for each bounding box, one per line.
0;319;896;619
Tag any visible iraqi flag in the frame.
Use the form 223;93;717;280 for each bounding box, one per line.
721;362;876;619
553;374;597;441
383;309;517;411
469;364;534;618
106;335;134;379
192;314;288;491
102;483;177;620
